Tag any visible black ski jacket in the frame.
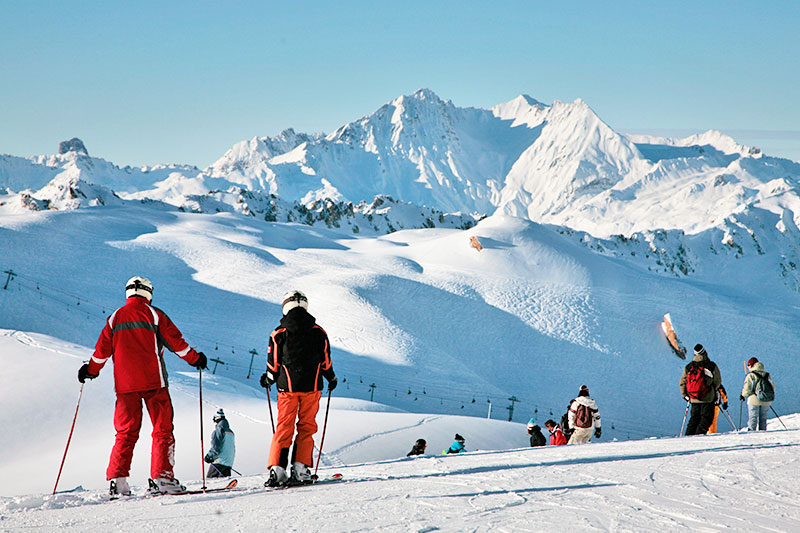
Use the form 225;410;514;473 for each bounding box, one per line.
267;307;335;393
529;426;546;447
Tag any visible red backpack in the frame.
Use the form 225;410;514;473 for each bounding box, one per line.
685;361;712;400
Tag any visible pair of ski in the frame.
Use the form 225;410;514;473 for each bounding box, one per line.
264;472;343;490
110;478;239;500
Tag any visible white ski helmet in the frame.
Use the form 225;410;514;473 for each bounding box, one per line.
281;289;308;315
125;276;153;301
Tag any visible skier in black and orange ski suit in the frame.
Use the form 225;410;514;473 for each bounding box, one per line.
261;290;337;485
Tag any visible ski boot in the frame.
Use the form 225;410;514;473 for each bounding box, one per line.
291;462;313;485
109;477;131;498
265;465;289;487
148;477;186;494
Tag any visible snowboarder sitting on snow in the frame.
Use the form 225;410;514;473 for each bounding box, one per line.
544;419;567;446
568;385;601;444
261;290;337;487
407;438;427;456
740;357;775;431
445;434;466;454
77;276;207;497
527;419;546;447
205;408;236;477
679;344;722;435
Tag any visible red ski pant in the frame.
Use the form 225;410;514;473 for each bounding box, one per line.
268;391;321;468
106;387;176;480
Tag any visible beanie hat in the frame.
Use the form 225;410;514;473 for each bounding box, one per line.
694;344;707;357
578;385;590;397
454;433;465;443
747;357;759;367
527;418;536;429
213;408;225;421
281;289;308;315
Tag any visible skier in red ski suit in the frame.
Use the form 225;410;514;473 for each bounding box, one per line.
77;276;207;496
261;290;337;486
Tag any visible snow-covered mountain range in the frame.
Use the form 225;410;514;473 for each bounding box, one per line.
3;89;800;281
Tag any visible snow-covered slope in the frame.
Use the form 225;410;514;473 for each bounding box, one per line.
2;327;799;530
3;206;799;460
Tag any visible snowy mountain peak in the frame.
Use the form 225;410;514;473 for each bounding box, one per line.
492;94;549;127
58;137;88;156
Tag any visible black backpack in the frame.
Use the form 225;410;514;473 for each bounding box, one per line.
753;373;775;402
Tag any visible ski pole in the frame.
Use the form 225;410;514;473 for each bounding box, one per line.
770;405;788;430
739;399;743;430
199;368;206;491
53;383;84;495
721;407;738;432
314;388;332;478
679;400;690;437
266;386;275;433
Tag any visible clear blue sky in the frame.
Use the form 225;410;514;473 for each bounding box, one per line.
2;1;799;166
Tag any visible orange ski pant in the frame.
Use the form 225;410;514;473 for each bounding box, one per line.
268;391;321;468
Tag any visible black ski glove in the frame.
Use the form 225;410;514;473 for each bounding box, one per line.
594;428;602;439
204;454;212;464
722;401;728;410
740;395;745;402
78;363;98;383
260;372;274;389
327;376;338;392
191;351;208;370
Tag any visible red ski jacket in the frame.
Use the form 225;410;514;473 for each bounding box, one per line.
548;426;567;446
88;296;200;393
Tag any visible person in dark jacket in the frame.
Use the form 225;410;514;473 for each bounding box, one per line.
261;290;337;486
679;344;722;435
560;408;574;443
445;434;466;454
527;419;546;447
407;438;427;456
205;409;236;477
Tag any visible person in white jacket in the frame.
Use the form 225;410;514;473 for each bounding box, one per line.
204;409;236;477
567;385;601;444
741;357;775;431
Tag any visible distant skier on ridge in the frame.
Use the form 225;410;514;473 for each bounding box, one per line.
527;419;546;447
567;385;601;444
679;344;722;435
261;290;337;487
740;357;775;431
77;276;208;497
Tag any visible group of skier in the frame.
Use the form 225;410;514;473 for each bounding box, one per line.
76;278;336;495
526;385;602;447
680;343;776;435
73;275;779;498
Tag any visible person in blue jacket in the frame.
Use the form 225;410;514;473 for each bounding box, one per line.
445;433;466;454
204;409;236;477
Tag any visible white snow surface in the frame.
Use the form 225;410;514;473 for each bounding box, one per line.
2;330;799;532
